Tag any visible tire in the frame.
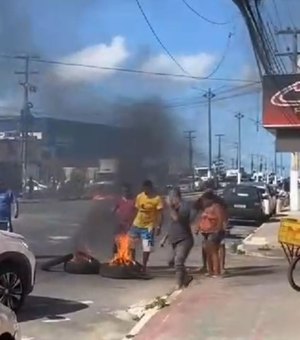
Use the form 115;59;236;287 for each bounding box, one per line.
100;262;151;280
64;258;100;275
41;254;73;271
0;265;26;312
288;255;300;292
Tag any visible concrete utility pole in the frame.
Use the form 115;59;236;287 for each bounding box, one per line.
15;55;38;187
215;133;225;174
235;113;244;183
184;130;196;187
276;28;300;211
203;88;215;178
251;154;254;173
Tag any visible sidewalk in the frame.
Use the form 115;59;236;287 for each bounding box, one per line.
135;255;297;340
240;211;300;258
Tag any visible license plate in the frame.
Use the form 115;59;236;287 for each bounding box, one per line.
234;204;246;209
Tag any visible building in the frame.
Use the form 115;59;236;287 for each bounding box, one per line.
0;113;124;181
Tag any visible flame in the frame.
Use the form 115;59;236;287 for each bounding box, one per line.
110;234;134;266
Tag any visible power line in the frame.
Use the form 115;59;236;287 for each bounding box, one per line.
134;0;189;75
181;0;234;26
201;32;233;79
0;53;260;84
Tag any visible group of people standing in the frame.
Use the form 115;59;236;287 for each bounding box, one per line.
112;180;228;289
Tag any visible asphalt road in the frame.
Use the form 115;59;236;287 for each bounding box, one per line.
12;199;258;340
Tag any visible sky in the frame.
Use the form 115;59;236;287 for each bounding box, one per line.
0;0;293;174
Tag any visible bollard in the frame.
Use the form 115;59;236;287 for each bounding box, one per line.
276;198;282;214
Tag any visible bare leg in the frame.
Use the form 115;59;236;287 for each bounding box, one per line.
219;244;226;274
142;251;150;271
205;243;214;276
211;244;221;276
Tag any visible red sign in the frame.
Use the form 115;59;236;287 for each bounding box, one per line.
263;74;300;128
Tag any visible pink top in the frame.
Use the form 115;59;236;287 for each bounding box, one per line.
115;197;136;230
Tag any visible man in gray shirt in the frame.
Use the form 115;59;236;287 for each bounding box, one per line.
162;187;194;289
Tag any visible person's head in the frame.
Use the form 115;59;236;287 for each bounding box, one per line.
142;179;154;196
121;183;132;198
168;187;182;208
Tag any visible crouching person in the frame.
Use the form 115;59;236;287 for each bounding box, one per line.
166;188;193;289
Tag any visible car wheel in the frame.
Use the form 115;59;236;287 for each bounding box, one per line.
0;266;25;312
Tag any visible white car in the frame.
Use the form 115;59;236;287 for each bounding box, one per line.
251;182;276;217
0;231;36;312
0;303;20;339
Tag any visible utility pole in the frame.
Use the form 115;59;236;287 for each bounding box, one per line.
233;142;239;169
274;142;278;183
204;88;215;178
276;28;300;211
184;130;196;188
215;133;225;175
251;154;254;173
235;113;244;183
15;55;38;188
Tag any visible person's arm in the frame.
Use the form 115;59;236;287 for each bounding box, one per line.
160;233;169;247
12;192;19;219
155;197;164;235
169;207;179;222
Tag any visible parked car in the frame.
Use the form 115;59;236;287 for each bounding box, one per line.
223;184;265;224
0;303;20;339
246;182;276;217
178;178;193;193
0;231;36;312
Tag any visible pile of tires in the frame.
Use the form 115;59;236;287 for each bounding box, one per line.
41;254;100;275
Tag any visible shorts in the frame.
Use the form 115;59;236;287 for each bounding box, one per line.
202;230;225;245
129;226;154;252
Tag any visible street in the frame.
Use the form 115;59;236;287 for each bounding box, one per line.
14;199;258;340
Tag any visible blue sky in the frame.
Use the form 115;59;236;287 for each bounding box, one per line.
0;0;290;173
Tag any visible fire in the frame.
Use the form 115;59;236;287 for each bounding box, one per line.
110;234;134;266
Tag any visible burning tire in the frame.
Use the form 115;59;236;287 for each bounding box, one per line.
64;258;100;275
41;254;73;271
100;262;151;280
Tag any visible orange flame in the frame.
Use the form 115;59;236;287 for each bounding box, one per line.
110;234;134;266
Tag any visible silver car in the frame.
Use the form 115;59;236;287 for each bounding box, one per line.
0;303;20;339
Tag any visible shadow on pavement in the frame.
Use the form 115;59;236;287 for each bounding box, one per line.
149;265;200;277
224;265;278;278
18;296;88;322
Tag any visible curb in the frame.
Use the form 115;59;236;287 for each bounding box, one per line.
122;289;183;339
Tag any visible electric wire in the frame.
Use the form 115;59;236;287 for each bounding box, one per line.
181;0;234;26
134;0;189;75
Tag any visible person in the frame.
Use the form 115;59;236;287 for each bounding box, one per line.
161;188;193;289
194;190;228;275
0;180;19;232
112;184;136;255
27;177;34;199
129;180;163;272
195;191;228;277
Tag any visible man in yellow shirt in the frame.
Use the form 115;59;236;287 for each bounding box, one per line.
130;180;163;272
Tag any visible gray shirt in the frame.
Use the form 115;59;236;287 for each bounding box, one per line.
167;200;193;244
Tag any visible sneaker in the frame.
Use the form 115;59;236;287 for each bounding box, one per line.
183;275;193;287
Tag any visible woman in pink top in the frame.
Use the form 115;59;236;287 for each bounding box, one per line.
112;184;136;255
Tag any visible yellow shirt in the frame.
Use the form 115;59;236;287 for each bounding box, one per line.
133;192;163;229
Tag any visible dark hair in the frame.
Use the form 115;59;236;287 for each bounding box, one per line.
142;179;153;189
194;191;227;211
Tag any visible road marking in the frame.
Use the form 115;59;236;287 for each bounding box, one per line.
22;337;35;340
48;236;71;241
